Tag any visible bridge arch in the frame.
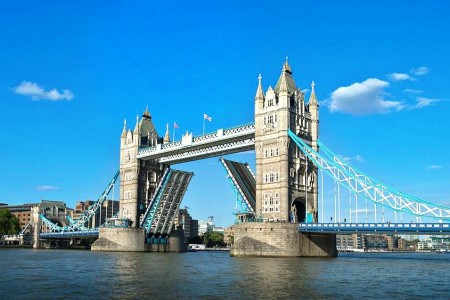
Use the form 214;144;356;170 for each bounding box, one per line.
291;198;306;223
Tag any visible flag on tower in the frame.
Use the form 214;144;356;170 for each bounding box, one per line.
174;122;179;129
204;113;212;121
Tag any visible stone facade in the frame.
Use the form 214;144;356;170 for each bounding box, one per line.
119;108;166;228
231;222;336;257
254;60;319;223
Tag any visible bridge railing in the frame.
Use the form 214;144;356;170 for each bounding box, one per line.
138;123;255;157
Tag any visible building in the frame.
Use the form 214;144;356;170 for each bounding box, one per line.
224;225;234;246
173;208;192;241
190;219;199;239
418;237;450;251
0;203;37;233
336;234;365;251
73;199;119;228
254;60;319;223
198;218;214;235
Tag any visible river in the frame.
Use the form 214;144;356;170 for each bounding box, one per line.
0;249;449;299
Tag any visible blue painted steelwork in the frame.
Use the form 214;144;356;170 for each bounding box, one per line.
299;222;450;234
38;170;120;232
39;230;99;239
140;167;171;233
288;130;450;220
219;158;256;214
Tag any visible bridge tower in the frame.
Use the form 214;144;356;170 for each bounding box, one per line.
119;108;166;228
232;60;335;257
254;59;319;223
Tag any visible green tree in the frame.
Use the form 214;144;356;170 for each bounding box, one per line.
0;208;21;235
203;231;225;247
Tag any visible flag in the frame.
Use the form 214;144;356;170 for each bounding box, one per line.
204;113;212;121
174;122;179;129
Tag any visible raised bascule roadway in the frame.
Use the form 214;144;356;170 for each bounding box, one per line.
34;60;450;256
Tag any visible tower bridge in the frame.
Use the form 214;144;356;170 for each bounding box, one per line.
35;59;450;256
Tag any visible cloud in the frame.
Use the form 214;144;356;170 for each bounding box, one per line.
330;78;402;115
403;89;423;94
413;97;440;109
37;185;59;191
427;165;443;170
14;81;74;101
354;155;365;162
302;88;310;94
388;73;413;81
338;154;364;163
411;66;429;76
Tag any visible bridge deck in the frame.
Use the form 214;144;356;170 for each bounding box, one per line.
299;222;450;234
39;230;99;239
220;158;256;213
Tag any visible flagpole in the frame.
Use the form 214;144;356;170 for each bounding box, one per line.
172;123;175;142
203;115;205;135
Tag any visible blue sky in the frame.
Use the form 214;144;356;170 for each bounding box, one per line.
1;1;449;226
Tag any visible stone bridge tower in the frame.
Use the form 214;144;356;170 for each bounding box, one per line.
254;59;319;223
119;108;167;227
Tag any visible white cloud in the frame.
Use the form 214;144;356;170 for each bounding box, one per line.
354;155;365;162
411;66;429;76
14;81;74;101
427;165;443;170
403;89;423;94
330;78;402;115
338;155;351;162
388;73;413;81
302;88;310;94
414;97;440;109
338;154;364;163
37;185;59;191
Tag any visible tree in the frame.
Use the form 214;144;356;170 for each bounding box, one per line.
0;208;21;235
203;231;225;247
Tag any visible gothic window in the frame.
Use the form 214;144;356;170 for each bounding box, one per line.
268;98;273;106
275;173;279;182
275;148;279;156
264;116;267;125
269;173;274;182
270;149;273;157
264;149;268;158
274;114;277;123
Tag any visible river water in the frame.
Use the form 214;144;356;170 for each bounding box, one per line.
0;249;449;299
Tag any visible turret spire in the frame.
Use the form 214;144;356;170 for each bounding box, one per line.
255;74;264;99
143;106;151;119
134;115;139;134
121;119;127;138
163;123;170;144
309;81;318;106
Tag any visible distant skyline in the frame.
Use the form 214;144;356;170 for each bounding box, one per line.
1;1;450;226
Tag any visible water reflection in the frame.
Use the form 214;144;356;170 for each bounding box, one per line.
1;250;449;299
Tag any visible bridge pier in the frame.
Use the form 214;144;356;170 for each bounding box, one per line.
91;228;146;251
231;223;337;257
91;227;188;252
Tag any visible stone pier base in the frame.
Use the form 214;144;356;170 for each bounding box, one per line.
146;229;187;252
231;222;337;257
91;227;146;252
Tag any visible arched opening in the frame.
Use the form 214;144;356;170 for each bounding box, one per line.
291;198;305;223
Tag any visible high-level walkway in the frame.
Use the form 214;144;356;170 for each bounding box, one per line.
137;123;255;164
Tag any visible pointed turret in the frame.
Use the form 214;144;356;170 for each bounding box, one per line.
143;106;151;119
163;123;170;144
121;119;127;138
275;57;296;95
308;81;319;151
134;115;139;134
255;74;264;99
309;81;318;107
254;74;265;112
